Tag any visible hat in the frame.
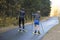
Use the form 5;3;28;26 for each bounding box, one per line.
37;11;40;13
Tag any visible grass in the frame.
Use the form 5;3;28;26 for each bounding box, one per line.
0;16;49;27
0;17;18;27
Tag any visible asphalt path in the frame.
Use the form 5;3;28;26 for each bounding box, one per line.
0;17;59;40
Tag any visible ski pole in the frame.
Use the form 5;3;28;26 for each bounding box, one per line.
40;21;44;33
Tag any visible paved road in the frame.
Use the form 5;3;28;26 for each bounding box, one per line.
42;17;60;40
0;17;59;40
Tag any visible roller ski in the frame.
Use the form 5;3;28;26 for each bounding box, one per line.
33;30;40;35
18;28;27;32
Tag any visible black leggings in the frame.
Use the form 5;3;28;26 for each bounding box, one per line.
19;18;24;29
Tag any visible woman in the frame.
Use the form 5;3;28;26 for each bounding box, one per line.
32;11;40;34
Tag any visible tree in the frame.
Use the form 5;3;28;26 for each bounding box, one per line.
23;0;51;16
20;0;51;21
0;0;51;17
40;0;51;16
0;0;21;17
0;0;51;26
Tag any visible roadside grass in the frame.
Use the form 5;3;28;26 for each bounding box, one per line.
0;17;49;33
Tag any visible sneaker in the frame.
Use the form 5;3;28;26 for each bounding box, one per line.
18;29;23;32
33;30;37;34
33;32;35;34
38;31;40;34
35;30;37;33
23;29;27;32
18;29;21;31
33;32;36;34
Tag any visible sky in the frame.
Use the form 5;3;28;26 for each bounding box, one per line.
50;0;60;7
50;0;60;16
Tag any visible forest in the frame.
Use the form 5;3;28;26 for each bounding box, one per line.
0;0;51;27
